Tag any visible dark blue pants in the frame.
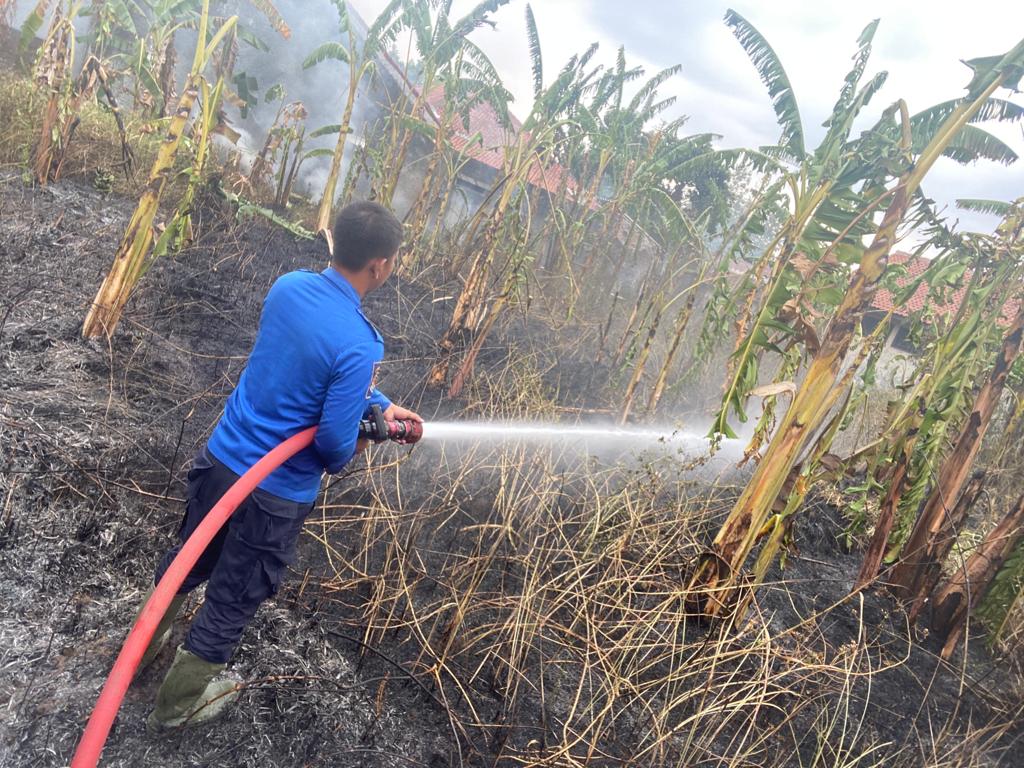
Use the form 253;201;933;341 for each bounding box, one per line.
154;448;314;664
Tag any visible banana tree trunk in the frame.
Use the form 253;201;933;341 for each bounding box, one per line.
32;12;72;185
855;400;925;590
428;240;492;388
316;83;357;234
448;294;508;398
905;471;987;621
687;153;911;615
612;261;657;368
888;302;1024;604
82;77;200;338
618;301;664;424
34;91;61;184
158;35;177;118
402;125;446;254
380;89;426;207
647;289;699;415
930;494;1024;660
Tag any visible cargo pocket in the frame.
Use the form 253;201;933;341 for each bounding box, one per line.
237;495;306;603
178;449;218;539
249;559;283;600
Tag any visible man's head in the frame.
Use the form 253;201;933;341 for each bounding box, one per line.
330;201;403;295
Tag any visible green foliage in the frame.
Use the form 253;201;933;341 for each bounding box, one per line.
524;4;543;101
957;198;1012;217
18;0;54;63
977;533;1024;645
724;9;804;158
302;41;349;68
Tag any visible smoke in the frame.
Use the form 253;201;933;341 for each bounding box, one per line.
9;0;401;203
227;0;392;201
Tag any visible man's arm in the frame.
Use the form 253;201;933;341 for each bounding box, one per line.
366;387;391;413
315;344;380;474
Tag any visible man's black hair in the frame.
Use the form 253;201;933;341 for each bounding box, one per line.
331;201;403;271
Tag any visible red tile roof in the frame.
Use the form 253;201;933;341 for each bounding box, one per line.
423;86;576;196
871;251;1019;326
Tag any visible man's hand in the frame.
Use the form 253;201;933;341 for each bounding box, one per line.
383;404;423;423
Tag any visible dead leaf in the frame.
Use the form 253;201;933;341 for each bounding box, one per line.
818;453;844;473
791;253;817;280
749;381;797;399
794;316;821;355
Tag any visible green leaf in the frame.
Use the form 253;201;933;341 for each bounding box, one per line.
822;18;879;130
303;41;350;69
18;0;54;61
963;45;1024;95
237;27;270;52
363;0;407;58
265;82;286;103
956;198;1012;217
939;124;1018;165
309;123;341;138
136;62;165;113
725;9;805;159
400;114;437;140
232;71;260;118
525;4;543;100
911;97;1024;142
627;65;682;114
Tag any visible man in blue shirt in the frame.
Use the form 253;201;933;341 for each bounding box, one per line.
142;201;421;733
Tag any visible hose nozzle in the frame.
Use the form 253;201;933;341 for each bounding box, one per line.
358;405;423;445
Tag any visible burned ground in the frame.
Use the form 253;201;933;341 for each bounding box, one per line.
0;177;1022;766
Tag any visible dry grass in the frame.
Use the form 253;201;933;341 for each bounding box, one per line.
0;72;177;199
293;358;1021;766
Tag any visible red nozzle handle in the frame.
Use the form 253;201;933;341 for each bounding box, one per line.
388;419;423;444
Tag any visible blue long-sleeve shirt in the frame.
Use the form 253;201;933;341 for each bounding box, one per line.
207;267;390;503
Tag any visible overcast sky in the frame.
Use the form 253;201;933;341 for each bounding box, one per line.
357;0;1023;238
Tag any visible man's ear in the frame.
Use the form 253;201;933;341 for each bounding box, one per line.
366;257;382;280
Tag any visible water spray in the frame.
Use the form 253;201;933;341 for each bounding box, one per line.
425;421;702;444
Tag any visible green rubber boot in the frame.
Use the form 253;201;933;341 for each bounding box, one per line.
146;645;240;734
135;587;188;675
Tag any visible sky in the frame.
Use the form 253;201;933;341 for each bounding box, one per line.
356;0;1024;238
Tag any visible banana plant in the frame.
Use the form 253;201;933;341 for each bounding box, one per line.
853;220;1021;591
687;34;1024;617
429;20;604;391
400;11;513;247
151;72;229;260
82;0;238;338
29;1;81;184
707;11;1021;449
303;0;407;234
887;201;1024;614
375;0;510;211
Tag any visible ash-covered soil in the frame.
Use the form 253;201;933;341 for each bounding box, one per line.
0;176;1021;767
0;176;457;767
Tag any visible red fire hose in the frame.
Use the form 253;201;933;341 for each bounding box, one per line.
70;427;317;768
